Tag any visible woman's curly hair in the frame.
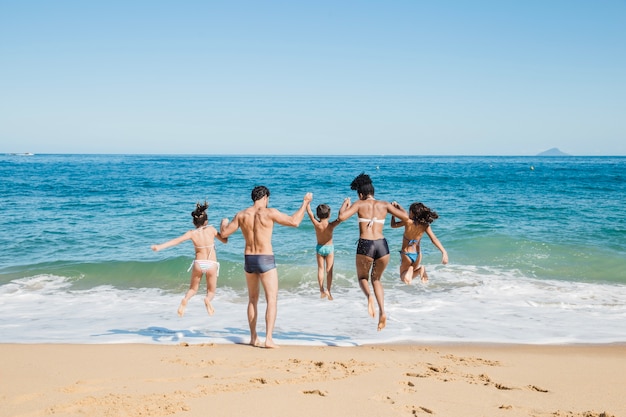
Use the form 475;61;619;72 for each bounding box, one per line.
350;172;374;198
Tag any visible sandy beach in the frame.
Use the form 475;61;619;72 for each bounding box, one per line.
1;343;624;417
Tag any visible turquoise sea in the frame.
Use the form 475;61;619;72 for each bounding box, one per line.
1;154;625;345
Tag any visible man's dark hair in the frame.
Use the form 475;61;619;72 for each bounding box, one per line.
251;185;270;202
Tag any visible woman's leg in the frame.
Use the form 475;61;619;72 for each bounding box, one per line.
371;254;390;331
356;254;375;317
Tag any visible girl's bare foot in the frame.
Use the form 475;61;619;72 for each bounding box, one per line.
420;266;429;283
177;300;188;317
249;337;261;347
320;290;327;298
327;290;334;301
204;298;214;316
377;314;387;331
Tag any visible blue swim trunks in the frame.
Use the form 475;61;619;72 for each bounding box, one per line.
316;244;334;257
244;254;276;274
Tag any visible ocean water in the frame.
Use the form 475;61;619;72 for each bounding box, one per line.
1;154;625;346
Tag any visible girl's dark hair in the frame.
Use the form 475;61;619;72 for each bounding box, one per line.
316;204;331;219
350;172;374;198
191;201;209;227
409;202;439;226
251;185;270;202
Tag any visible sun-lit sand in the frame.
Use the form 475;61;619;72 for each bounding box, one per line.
1;343;624;417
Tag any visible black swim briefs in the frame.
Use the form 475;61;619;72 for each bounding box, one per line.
244;254;277;274
356;238;390;260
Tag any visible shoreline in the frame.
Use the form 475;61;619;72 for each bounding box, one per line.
2;342;624;417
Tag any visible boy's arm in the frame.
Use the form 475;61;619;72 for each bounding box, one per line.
426;226;448;264
306;203;318;225
151;231;191;251
329;217;342;227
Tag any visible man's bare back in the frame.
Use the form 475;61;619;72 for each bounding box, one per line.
219;186;313;348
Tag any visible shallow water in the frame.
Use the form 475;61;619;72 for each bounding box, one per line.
1;154;625;345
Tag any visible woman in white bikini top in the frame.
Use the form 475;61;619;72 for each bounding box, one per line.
337;173;409;332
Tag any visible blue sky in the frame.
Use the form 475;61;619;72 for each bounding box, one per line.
1;1;625;155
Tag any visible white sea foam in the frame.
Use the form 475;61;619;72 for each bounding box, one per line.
1;268;625;346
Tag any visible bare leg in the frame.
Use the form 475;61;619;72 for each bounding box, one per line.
400;254;415;284
356;255;375;318
245;272;261;347
326;253;334;300
260;269;279;348
371;254;390;331
401;266;414;284
316;254;326;297
419;266;429;283
178;268;202;317
204;269;217;316
415;252;427;283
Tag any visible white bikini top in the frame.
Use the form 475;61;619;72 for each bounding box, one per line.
194;225;215;254
358;217;385;229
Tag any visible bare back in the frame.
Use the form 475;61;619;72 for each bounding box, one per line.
312;219;339;246
355;200;391;239
235;205;278;255
399;221;428;251
339;196;409;240
221;192;312;255
189;226;220;261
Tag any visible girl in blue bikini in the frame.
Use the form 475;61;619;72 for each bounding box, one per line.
391;202;448;284
152;201;228;317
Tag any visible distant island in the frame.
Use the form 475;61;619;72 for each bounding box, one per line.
536;148;570;156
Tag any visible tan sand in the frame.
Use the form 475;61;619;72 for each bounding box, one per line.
1;343;624;417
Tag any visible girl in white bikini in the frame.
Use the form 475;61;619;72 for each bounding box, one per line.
152;201;228;317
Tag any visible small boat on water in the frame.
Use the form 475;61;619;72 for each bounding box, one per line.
8;152;35;156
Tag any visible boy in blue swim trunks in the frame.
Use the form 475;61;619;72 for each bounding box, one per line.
306;203;342;300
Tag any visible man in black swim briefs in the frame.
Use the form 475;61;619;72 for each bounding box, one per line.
220;185;312;348
244;254;276;274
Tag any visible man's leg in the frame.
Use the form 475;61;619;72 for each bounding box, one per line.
259;268;279;348
245;272;260;346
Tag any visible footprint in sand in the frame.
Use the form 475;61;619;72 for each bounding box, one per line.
302;389;327;396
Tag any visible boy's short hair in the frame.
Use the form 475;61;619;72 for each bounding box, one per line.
316;204;331;219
